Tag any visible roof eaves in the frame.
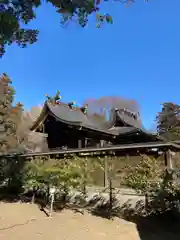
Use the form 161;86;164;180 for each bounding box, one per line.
30;103;48;131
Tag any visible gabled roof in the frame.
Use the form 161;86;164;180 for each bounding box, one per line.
30;101;157;138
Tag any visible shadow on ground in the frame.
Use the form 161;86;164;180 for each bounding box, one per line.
81;195;180;240
1;190;180;240
135;214;180;240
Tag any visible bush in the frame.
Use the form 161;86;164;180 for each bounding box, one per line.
124;155;163;194
124;154;180;218
20;155;103;205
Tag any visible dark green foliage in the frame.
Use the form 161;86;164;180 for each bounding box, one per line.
0;0;38;57
156;102;180;140
21;156;92;204
0;73;18;153
0;74;26;192
123;154;180;219
96;13;113;28
124;155;163;194
0;155;25;194
0;73;24;153
0;0;134;57
2;152;180;222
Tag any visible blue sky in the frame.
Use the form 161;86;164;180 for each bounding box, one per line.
0;0;180;130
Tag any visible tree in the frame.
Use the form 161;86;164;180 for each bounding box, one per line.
0;0;39;57
16;105;48;153
124;154;163;194
0;0;134;57
0;73;26;153
84;96;141;123
0;73;17;153
0;73;25;191
22;155;89;205
156;102;180;141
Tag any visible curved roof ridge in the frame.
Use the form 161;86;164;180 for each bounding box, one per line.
30;101;160;140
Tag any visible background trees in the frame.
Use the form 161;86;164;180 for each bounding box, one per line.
84;96;141;125
0;73;23;153
156;102;180;141
0;73;45;154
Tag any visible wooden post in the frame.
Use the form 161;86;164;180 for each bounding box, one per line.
164;149;175;182
164;149;173;170
108;159;114;219
100;140;104;148
78;139;82;149
104;157;108;188
96;142;100;148
85;138;88;148
49;194;54;217
49;187;56;217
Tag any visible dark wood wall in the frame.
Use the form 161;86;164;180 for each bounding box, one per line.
44;116;157;150
44;116;106;149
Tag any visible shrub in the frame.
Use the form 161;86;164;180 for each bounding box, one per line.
124;155;163;194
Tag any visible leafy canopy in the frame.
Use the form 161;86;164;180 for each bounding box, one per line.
0;0;136;57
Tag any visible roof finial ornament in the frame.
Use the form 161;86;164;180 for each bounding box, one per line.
54;90;61;102
68;101;76;109
81;104;88;115
45;90;62;105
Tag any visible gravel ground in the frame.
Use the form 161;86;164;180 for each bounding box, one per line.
0;202;139;240
0;202;180;240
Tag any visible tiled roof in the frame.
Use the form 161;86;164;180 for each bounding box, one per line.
31;101;155;137
46;102;146;136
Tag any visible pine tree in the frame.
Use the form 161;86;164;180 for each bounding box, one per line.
156;102;180;141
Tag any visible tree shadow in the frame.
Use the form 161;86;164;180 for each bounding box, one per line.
82;194;180;240
135;213;180;240
87;194;122;219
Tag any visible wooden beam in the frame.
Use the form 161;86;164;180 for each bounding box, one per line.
33;113;48;132
6;141;180;158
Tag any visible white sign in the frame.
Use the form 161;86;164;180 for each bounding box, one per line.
49;186;56;195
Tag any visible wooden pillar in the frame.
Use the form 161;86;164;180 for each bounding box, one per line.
100;140;104;148
78;139;82;149
85;138;88;148
164;149;173;170
104;157;108;188
164;149;175;182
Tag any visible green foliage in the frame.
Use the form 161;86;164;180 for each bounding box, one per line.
144;177;180;216
0;0;38;57
96;13;113;28
156;102;180;141
123;154;180;217
22;158;48;192
124;155;163;193
0;0;136;57
22;155;103;198
0;73;24;153
0;155;25;193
